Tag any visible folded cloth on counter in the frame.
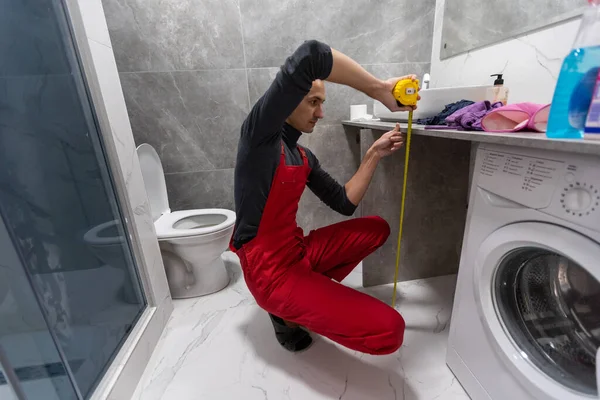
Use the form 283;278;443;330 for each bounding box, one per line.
416;99;474;126
446;101;503;131
481;103;551;132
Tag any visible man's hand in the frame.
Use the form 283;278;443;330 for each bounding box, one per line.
372;75;420;112
345;123;404;205
369;123;405;159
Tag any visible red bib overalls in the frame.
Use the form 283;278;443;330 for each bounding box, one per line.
231;143;404;355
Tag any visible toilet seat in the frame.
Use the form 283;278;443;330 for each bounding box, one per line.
83;220;124;245
136;143;236;241
154;209;235;239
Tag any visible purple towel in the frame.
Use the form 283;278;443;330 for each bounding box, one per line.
446;101;503;131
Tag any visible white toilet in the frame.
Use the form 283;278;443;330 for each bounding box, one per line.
136;143;235;298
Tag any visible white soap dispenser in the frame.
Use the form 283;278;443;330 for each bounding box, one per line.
489;74;509;105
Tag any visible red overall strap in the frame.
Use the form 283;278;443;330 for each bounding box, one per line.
255;143;309;237
228;142;309;252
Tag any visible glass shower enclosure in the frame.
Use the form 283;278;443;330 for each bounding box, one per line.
0;0;159;398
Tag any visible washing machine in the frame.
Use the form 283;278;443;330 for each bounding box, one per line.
447;143;600;400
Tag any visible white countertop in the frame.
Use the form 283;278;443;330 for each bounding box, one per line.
342;120;600;156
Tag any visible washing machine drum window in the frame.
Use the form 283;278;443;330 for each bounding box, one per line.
495;248;600;396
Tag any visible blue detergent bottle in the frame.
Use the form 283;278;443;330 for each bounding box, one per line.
547;0;600;139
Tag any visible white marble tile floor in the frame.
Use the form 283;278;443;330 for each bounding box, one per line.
132;252;469;400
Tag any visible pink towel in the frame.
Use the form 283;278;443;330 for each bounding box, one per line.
482;103;550;133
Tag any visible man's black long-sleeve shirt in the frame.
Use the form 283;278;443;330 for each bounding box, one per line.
232;40;357;249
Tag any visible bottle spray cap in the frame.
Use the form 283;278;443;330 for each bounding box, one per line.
491;74;504;85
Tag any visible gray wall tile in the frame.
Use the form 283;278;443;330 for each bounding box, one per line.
296;124;362;222
247;68;279;105
240;0;435;68
360;132;471;287
102;0;245;72
298;124;361;188
120;69;248;173
165;169;235;211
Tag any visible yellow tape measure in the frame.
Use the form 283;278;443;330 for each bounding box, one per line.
392;111;412;308
391;78;418;308
392;79;419;108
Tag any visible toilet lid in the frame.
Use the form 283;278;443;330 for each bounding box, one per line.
136;144;169;222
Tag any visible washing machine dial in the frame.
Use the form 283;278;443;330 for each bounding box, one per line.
564;188;592;211
561;183;599;216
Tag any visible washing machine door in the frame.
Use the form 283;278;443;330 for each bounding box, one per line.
474;222;600;400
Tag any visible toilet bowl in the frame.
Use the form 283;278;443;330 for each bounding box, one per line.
83;220;142;303
136;143;235;298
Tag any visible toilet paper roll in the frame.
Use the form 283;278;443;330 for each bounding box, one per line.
350;104;368;121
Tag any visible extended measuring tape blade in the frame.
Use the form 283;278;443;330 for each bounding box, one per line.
392;111;413;308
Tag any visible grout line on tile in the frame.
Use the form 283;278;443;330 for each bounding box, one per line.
245;67;280;71
118;68;248;74
236;1;252;111
164;168;234;176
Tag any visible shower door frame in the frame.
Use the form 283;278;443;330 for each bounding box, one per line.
58;0;174;398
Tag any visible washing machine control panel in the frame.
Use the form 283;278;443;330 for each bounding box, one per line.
476;144;600;232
